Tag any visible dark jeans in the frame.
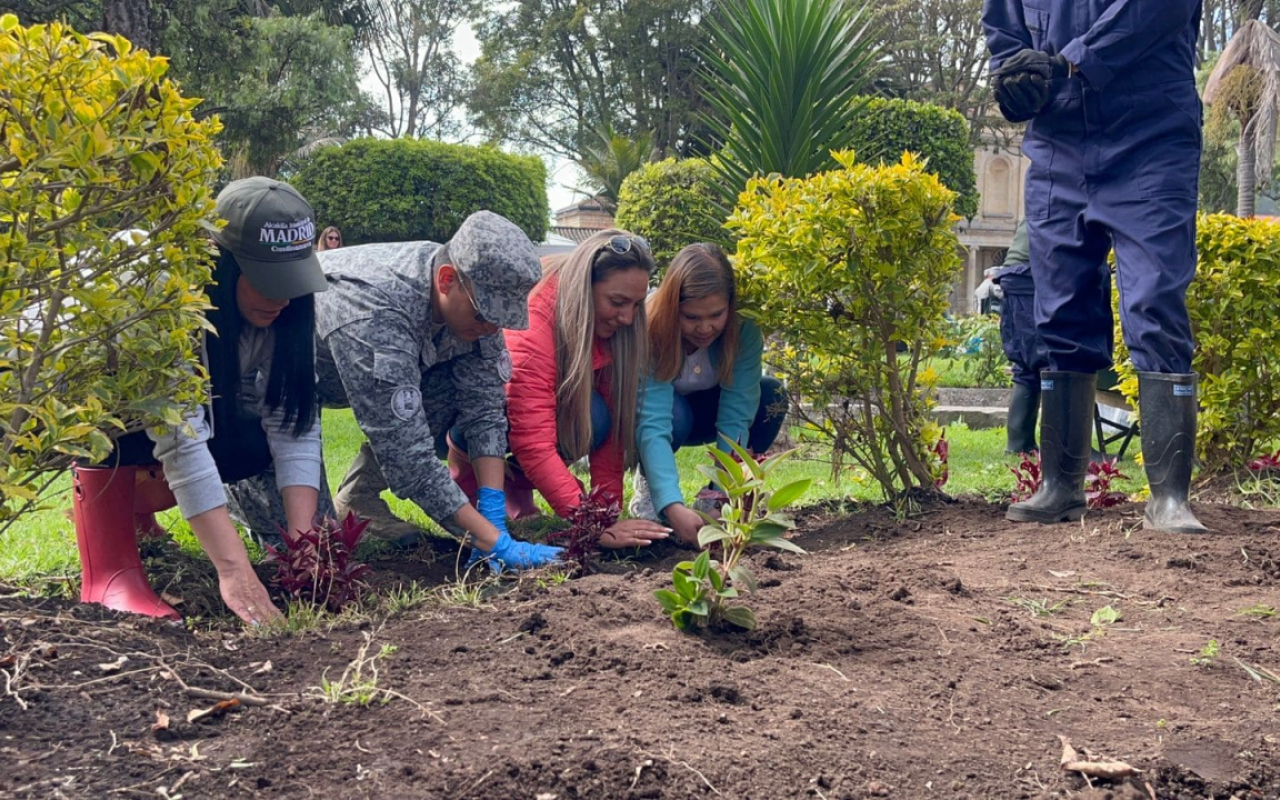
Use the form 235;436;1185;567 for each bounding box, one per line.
672;376;787;454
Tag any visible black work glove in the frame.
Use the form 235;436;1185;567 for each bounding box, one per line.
992;49;1071;123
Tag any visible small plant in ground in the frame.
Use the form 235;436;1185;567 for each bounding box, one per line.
654;438;810;632
545;489;620;573
931;430;950;489
535;570;572;590
1085;458;1129;508
1006;596;1069;618
1247;449;1280;472
1237;603;1277;619
1191;639;1221;668
1056;605;1123;651
383;582;432;615
264;513;372;613
435;577;490;608
1010;453;1129;509
1009;451;1042;502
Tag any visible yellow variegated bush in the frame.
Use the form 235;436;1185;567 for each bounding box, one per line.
1112;213;1280;473
728;151;961;502
0;15;223;529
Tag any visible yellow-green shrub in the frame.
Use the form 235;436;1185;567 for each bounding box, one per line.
1113;213;1280;473
0;16;223;528
615;157;725;270
728;151;960;501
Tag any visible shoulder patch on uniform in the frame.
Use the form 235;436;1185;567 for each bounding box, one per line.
496;350;513;382
390;386;422;421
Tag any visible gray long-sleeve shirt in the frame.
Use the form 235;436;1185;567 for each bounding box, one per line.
148;326;323;519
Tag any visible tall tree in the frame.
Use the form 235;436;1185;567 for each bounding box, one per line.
362;0;478;139
869;0;995;144
1205;19;1280;217
470;0;719;161
102;0;150;49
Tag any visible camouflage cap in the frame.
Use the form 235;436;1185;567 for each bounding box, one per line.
213;177;327;301
444;211;540;330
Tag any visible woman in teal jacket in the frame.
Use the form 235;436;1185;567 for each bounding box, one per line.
633;243;787;544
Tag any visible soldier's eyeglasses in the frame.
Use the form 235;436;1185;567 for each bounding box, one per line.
457;276;488;324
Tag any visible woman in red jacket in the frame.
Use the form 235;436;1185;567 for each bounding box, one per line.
504;230;671;548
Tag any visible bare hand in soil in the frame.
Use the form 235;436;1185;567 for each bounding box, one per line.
217;567;284;627
665;504;704;546
599;519;670;549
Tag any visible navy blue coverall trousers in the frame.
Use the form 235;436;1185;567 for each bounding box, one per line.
982;0;1203;375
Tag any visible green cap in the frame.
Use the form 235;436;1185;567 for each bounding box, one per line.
213;177;328;300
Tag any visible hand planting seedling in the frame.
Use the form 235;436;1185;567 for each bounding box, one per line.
654;438;810;631
546;489;620;574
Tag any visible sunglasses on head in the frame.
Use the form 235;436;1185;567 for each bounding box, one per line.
601;234;649;256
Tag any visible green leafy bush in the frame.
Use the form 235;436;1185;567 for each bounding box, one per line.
847;97;978;220
655;439;809;631
615;157;725;269
1112;213;1280;473
942;314;1009;389
292;139;548;245
729;151;959;503
0;16;223;529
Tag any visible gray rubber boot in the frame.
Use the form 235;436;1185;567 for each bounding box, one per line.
334;441;424;549
1005;381;1041;455
1138;372;1208;534
1007;371;1095;523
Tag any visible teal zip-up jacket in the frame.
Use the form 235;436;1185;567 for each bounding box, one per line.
636;318;764;513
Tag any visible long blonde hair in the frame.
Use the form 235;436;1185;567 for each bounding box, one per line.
537;230;654;465
316;225;343;252
647;243;739;384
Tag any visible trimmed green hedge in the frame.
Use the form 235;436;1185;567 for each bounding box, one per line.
293;138;548;244
847;97;978;220
615;157;726;269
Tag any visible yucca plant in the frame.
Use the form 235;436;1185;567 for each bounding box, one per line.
699;0;881;212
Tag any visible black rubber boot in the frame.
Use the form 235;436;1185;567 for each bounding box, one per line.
1138;372;1208;534
1006;371;1095;523
1005;382;1040;455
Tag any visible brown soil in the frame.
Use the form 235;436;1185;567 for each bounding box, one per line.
3;498;1279;799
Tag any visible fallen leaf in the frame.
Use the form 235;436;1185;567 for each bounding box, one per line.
0;654;15;668
1058;734;1142;779
187;698;240;724
159;592;183;607
249;660;272;675
152;710;171;732
97;656;129;673
1049;570;1076;579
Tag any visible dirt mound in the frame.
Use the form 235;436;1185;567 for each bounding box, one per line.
3;498;1278;798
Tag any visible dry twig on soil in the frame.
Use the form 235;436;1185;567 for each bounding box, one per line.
1057;734;1142;780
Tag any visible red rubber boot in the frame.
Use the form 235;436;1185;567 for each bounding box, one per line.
505;462;541;520
71;465;181;620
446;439;480;506
132;465;176;540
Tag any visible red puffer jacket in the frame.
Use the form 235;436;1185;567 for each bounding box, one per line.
505;275;623;517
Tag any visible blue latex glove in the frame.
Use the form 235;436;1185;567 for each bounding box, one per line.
466;531;563;574
476;487;509;536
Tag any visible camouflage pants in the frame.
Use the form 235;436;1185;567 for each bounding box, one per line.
224;461;336;547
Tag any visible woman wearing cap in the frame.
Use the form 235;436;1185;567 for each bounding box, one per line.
503;230;672;548
316;226;343;252
632;243;788;546
69;177;328;626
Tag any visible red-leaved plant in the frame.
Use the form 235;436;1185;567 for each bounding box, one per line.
931;430;950;489
1248;450;1280;472
1009;451;1129;509
546;489;620;573
1085;458;1129;508
263;512;372;612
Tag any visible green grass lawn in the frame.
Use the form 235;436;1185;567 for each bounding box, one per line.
0;407;1146;588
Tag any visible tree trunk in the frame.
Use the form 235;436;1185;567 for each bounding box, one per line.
103;0;152;52
1238;135;1257;217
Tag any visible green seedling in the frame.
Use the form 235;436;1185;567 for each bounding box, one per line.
1056;605;1123;652
1006;596;1069;618
654;438;810;631
1090;605;1123;626
1237;604;1277;620
1190;639;1220;668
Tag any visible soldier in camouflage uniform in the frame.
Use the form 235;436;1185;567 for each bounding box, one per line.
313;211;562;570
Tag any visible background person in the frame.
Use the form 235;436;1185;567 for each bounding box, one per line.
314;211;561;571
983;0;1207;533
502;231;671;549
633;243;787;545
70;177;329;625
990;220;1044;455
316;226;343;252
